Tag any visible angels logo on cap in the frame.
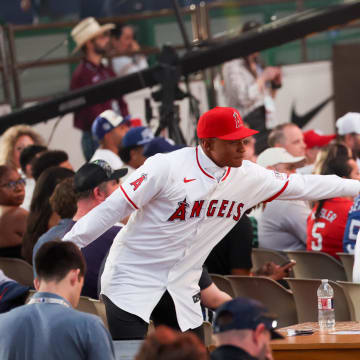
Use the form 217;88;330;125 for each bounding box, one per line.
233;112;241;129
197;106;258;140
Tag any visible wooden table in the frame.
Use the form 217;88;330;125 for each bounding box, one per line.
271;322;360;360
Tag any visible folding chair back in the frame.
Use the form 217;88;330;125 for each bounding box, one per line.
210;274;235;297
251;248;288;271
337;281;360;321
336;253;354;282
286;250;346;281
77;296;108;329
227;275;297;327
286;278;351;322
0;257;34;287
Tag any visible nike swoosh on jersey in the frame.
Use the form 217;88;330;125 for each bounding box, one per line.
184;178;196;183
291;95;334;128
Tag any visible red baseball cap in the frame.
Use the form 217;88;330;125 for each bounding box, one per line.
197;107;258;140
303;130;335;149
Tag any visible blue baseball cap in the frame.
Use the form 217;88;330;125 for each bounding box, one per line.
143;137;185;158
214;297;283;339
122;126;154;148
92;110;130;141
0;281;30;313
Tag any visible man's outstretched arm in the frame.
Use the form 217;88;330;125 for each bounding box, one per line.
277;173;360;201
63;154;170;248
63;187;133;248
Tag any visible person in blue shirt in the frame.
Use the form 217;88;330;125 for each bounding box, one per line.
343;194;360;253
0;240;115;360
33;160;127;298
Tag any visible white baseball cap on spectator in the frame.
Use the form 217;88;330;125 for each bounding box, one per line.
336;112;360;135
257;147;305;168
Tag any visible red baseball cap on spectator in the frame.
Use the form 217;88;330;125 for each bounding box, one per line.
303;130;335;149
197;107;258;140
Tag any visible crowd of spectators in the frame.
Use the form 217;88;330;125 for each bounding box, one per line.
1;14;360;360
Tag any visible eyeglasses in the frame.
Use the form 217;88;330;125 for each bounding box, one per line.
0;178;26;190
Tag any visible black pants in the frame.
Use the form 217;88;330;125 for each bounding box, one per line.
102;291;204;342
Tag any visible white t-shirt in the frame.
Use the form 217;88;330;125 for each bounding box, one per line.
258;200;310;251
21;177;35;211
112;55;148;77
90;148;124;170
64;146;360;330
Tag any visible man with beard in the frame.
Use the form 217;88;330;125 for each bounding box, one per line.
70;17;129;161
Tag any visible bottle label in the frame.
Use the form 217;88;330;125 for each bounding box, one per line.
318;298;334;310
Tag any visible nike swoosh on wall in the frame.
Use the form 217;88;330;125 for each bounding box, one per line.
291;95;334;128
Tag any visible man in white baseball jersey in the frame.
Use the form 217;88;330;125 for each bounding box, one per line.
64;106;360;340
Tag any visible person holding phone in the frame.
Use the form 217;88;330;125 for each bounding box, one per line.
223;20;282;154
110;24;148;77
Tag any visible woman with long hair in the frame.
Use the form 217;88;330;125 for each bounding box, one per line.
0;125;44;170
307;143;360;259
21;166;74;264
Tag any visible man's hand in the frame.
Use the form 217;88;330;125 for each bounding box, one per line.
269;260;296;281
262;67;281;82
131;40;141;53
254;260;296;281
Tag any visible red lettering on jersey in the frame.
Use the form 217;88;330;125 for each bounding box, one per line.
190;200;204;218
168;198;189;222
130;174;147;191
226;201;236;218
207;200;218;217
217;200;229;217
233;203;244;221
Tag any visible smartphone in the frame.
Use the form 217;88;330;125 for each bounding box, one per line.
280;259;295;267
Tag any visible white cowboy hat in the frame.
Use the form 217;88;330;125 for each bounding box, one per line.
71;17;115;53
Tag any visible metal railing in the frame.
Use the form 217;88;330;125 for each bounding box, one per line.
0;0;358;109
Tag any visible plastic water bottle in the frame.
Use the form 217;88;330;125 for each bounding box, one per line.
317;279;335;331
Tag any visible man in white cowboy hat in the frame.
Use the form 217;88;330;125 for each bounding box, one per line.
70;17;129;161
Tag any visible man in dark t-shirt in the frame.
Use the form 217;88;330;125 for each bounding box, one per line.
33;160;127;299
205;215;253;276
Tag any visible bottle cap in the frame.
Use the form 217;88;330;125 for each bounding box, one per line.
321;279;328;283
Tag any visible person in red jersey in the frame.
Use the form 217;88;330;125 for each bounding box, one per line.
307;143;360;259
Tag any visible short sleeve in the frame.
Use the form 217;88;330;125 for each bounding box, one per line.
119;154;170;210
199;268;212;290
